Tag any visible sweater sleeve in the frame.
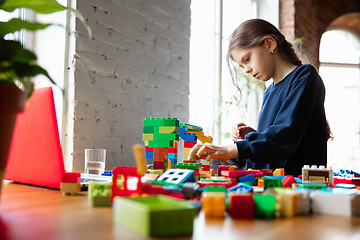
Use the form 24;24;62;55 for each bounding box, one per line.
235;66;323;163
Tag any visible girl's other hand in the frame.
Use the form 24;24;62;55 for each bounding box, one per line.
231;123;255;141
188;143;238;162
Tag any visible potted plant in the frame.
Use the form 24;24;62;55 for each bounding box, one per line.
0;0;91;196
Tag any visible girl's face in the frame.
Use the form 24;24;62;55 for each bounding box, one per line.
231;43;275;82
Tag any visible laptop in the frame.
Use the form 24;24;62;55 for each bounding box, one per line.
4;87;65;189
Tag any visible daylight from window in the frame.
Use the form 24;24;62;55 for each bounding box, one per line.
319;30;360;172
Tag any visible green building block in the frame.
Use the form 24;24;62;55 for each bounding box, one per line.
163;118;180;126
143;126;154;133
298;184;328;189
263;176;283;190
143;118;161;126
179;123;202;131
113;195;197;238
253;194;276;219
148;169;164;175
88;181;112;200
176;163;202;169
203;185;226;192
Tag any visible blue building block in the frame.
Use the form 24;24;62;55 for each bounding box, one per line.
177;126;197;142
238;174;255;185
146;152;154;159
227;183;253;194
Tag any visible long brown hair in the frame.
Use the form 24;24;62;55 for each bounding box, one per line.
227;19;301;94
227;19;333;141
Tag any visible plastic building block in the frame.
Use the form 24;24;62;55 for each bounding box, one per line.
282;175;297;188
60;182;81;195
238;174;255;185
111;166;143;202
311;188;360;216
133;144;147;176
263;176;283;189
101;170;112;176
225;170;264;178
273;168;285;176
197;178;237;189
302;165;334;185
253;194;276;219
156;169;195;184
279;191;297;217
88;181;112;207
201;191;226;218
177;126;197;142
228;193;254;219
181;182;201;198
113;195;196;237
176;163;202;170
227;183;253;194
88;181;112;199
61;172;81;183
203;185;226;193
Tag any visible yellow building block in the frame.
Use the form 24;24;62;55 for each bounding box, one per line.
201;192;226;218
273;168;285;176
142;134;153;141
61;182;81;195
159;126;179;133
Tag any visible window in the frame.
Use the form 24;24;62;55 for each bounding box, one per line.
319;30;360;172
189;0;279;145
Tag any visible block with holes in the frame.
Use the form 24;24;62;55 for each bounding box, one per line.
302;165;334;185
156;169;195;184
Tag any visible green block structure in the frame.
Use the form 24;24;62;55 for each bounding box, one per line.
253;194;276;219
263;176;283;190
113;195;197;238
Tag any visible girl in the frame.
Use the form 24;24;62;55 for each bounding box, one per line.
188;19;331;176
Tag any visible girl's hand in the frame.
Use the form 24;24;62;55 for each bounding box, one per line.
231;123;256;141
188;143;238;162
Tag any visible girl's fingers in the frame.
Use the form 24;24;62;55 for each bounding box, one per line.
188;144;203;160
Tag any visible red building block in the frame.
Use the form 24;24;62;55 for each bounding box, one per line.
184;141;196;148
62;172;81;183
111;166;143;203
229;194;254;219
282;175;297;188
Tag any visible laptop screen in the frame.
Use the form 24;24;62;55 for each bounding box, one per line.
4;87;65;189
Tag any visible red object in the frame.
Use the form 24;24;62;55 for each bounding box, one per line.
168;147;177;153
202;165;211;171
226;170;264;178
334;177;360;186
62;172;81;183
198;178;237;189
4;87;65;189
153;161;165;170
229;194;254;219
145;146;153;152
218;166;232;177
111;166;143;202
184;141;196;148
282;175;297;188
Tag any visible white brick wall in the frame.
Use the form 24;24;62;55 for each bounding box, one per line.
64;0;191;171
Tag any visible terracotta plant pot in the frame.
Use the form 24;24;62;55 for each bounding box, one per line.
0;84;26;196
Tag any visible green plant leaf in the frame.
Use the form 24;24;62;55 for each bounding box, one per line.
0;0;92;38
0;0;66;14
0;18;51;38
12;63;55;84
0;40;37;64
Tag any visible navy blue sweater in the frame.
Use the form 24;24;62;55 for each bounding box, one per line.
234;64;328;176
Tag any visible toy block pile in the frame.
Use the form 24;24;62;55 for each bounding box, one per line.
61;117;360;238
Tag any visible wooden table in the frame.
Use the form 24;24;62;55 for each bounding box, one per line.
1;181;360;240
